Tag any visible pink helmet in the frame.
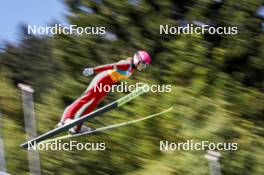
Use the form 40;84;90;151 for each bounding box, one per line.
134;50;151;65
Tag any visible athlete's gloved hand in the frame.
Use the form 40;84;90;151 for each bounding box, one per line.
83;68;94;76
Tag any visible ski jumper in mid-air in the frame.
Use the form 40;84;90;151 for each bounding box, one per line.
57;50;151;134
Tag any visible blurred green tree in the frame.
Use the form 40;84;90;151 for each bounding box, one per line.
0;0;263;175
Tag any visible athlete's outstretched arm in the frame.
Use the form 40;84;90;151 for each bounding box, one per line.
83;60;131;76
94;60;131;72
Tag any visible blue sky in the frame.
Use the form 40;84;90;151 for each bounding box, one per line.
0;1;263;44
0;0;68;43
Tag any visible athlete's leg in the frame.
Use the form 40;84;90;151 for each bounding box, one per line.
60;90;96;123
60;71;113;128
73;91;107;131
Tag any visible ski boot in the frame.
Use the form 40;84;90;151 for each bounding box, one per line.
68;125;95;135
55;118;74;128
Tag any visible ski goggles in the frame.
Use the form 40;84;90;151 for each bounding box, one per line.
138;61;147;69
133;54;148;69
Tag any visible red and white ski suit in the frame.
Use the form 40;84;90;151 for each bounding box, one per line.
61;59;135;130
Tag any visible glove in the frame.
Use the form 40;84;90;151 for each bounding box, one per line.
83;68;94;76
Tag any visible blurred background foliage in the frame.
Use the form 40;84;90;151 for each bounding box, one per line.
0;0;263;174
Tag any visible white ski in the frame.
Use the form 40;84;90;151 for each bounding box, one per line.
38;107;173;145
